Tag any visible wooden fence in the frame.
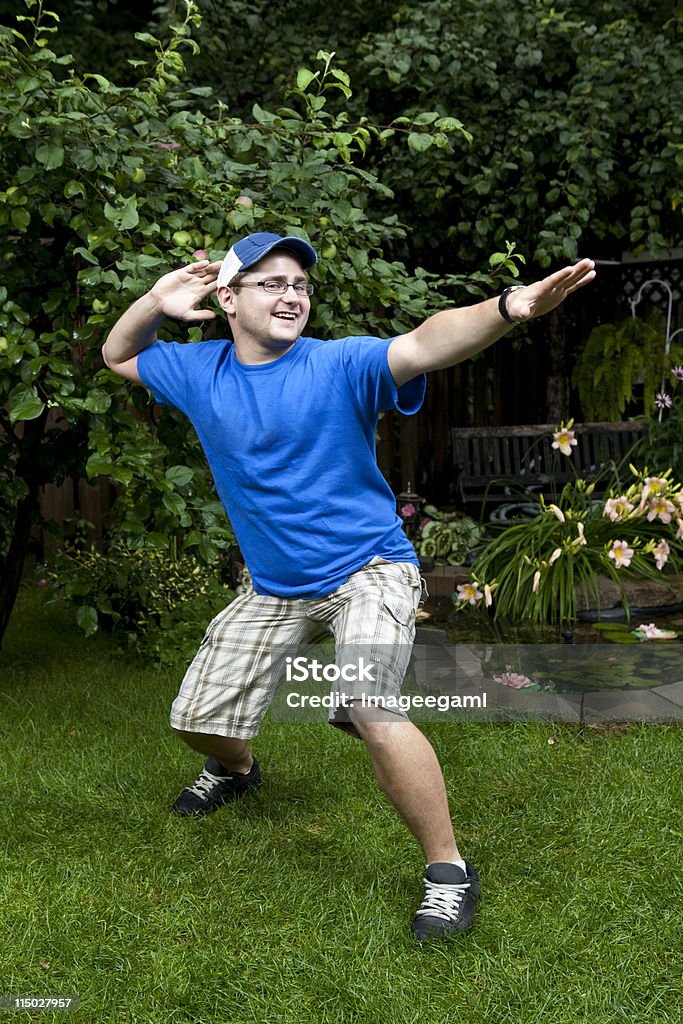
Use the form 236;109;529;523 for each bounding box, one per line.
37;477;115;558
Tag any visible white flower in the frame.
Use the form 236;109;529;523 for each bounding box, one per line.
548;547;562;565
492;671;535;689
647;496;675;524
642;476;669;502
633;622;678;640
456;582;483;606
654;539;670;571
547;503;566;523
552;426;577;457
603;496;634;522
635;623;661;639
608;540;634;568
532;570;541;593
570;522;587;548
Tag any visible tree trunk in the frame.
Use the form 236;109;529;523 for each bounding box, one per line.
545;309;568;424
0;487;40;649
0;410;50;650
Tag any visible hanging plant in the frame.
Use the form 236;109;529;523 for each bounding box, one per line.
572;314;683;421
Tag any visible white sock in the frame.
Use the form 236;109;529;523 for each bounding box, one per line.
427;859;467;872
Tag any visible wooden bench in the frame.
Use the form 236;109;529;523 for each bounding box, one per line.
451;422;647;518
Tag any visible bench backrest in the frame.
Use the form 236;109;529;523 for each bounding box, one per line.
451;421;647;511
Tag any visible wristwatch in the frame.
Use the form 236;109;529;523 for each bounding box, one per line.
498;285;524;325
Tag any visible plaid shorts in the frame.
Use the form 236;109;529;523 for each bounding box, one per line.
170;558;424;740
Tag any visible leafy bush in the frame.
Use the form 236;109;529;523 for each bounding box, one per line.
43;543;235;666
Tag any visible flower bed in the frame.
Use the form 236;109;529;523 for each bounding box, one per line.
454;418;683;625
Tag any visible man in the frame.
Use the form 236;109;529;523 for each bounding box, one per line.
103;231;595;941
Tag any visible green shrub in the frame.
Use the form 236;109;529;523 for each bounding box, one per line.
43;543;234;666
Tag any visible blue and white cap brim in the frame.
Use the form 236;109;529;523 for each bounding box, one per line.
216;233;318;289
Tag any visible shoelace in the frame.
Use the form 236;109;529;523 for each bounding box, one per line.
414;878;470;922
187;768;229;799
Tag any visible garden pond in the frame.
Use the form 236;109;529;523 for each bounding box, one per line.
418;598;683;694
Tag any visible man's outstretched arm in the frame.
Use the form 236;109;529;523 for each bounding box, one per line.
387;258;596;388
102;260;222;384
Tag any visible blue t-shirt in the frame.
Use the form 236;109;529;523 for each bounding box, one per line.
137;335;426;598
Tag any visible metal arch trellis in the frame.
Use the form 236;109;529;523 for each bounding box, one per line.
629;275;683;418
629;277;674;359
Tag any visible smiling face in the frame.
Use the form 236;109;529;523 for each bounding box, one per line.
216;250;312;364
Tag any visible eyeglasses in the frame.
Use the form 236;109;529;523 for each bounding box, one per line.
237;278;314;296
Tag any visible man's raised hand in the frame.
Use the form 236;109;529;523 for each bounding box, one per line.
149;259;223;322
505;258;596;324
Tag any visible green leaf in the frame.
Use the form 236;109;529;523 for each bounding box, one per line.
165;465;194;487
103;198;139;231
83;73;111;92
76;605;99;637
64;180;86;199
73;246;99;265
35;142;65;170
83;390;112;414
9;388;44;424
162;492;187;516
252;102;276;124
10;209;31;230
413;111;439;126
296;68;318;92
198;535;218;563
330;68;351;87
134;32;159;46
407;133;432;154
85;453;114;478
119;196;139;230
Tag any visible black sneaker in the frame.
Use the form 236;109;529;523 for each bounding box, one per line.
411;861;480;941
171;756;261;817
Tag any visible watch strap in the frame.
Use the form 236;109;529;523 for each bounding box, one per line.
498;285;524;325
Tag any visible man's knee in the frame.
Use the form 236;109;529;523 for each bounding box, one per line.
347;701;411;744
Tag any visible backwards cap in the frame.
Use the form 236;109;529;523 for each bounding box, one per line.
216;232;318;288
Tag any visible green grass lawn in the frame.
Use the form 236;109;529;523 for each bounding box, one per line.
1;588;681;1024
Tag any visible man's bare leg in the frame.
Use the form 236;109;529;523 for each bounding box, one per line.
348;710;461;863
349;709;480;939
173;729;254;773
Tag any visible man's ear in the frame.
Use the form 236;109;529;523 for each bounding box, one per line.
216;284;236;316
